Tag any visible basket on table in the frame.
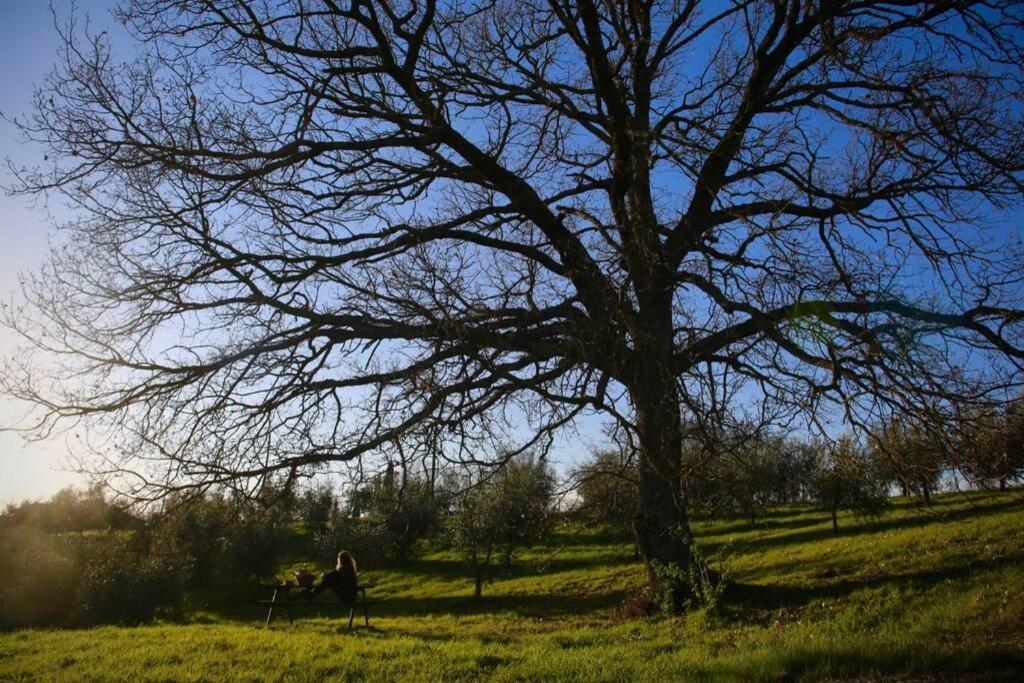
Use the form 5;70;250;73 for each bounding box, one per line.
293;568;317;589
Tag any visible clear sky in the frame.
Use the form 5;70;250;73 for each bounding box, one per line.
0;0;121;503
1;1;1019;505
0;0;606;505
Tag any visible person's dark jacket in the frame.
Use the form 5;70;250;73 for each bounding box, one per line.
311;569;358;607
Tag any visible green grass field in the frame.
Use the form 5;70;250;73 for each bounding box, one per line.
2;491;1022;681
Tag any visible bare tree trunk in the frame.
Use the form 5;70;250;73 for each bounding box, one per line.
831;498;839;533
632;372;693;612
473;565;483;598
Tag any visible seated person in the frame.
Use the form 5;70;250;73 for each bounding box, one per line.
304;550;359;608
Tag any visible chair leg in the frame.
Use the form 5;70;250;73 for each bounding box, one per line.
348;607;355;629
265;588;278;627
362;589;369;626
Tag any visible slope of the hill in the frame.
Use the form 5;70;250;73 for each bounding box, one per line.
1;491;1022;681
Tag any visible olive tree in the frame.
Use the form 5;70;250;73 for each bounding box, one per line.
445;457;554;597
809;436;888;532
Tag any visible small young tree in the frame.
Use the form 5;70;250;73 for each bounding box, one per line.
493;458;556;568
871;419;945;505
378;476;445;564
810;437;889;533
572;447;638;533
447;457;554;597
960;398;1024;490
446;480;502;599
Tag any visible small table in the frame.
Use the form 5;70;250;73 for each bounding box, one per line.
258;582;375;629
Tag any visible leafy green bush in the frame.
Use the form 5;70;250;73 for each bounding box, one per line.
74;541;184;625
146;492;287;586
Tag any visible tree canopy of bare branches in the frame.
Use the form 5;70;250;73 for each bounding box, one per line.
4;0;1024;605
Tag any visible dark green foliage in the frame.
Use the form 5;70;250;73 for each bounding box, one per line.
0;528;184;628
315;468;445;566
0;527;78;628
74;539;184;626
148;492;288;586
0;484;139;534
296;483;338;532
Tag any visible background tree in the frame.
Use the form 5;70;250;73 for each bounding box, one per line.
446;457;553;596
4;0;1024;607
445;475;503;599
871;418;945;505
809;436;888;533
571;446;638;534
959;397;1024;490
491;457;555;568
296;483;339;534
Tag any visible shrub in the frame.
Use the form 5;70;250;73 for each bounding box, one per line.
74;540;184;625
0;528;78;628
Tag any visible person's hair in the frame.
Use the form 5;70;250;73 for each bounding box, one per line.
336;550;357;575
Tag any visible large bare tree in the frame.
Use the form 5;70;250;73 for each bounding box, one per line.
4;0;1024;605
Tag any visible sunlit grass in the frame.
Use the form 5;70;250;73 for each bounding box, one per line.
2;491;1022;681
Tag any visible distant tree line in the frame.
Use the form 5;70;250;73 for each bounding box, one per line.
2;400;1019;629
572;401;1024;536
0;455;557;628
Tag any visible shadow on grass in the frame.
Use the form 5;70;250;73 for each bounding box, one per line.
725;551;1024;614
202;590;631;629
196;559;635;625
697;491;1021;542
369;587;630;620
702;496;1023;556
769;642;1024;681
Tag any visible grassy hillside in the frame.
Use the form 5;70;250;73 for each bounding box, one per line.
2;491;1022;681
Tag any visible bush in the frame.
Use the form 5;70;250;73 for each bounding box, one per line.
146;492;288;586
0;528;78;628
0;527;184;628
0;484;139;535
74;539;184;625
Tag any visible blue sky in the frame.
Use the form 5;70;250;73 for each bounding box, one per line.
1;1;1021;503
0;0;122;502
0;0;607;503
